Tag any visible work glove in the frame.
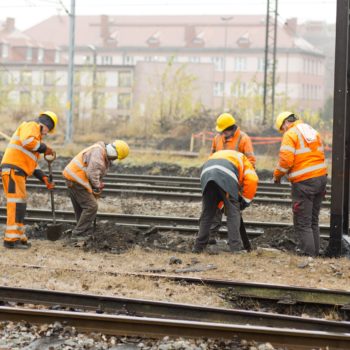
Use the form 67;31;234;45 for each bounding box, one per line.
43;176;55;190
44;147;54;156
239;197;249;211
92;188;102;199
273;176;281;184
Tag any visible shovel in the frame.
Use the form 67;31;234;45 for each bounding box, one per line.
45;152;62;241
240;216;252;252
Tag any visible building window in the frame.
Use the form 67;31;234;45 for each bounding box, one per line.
74;72;80;87
124;55;134;65
101;56;113;65
38;48;44;63
257;58;265;72
26;47;32;61
189;56;200;63
94;71;105;87
234;57;247;72
20;91;31;105
21;71;32;85
119;71;132;87
97;92;105;108
54;50;60;64
211;57;224;71
214;82;224;96
1;44;9;58
118;93;131;109
231;82;246;97
44;71;55;85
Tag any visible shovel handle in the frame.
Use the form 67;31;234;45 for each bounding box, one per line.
44;151;56;164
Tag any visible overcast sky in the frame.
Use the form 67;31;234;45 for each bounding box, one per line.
1;0;337;31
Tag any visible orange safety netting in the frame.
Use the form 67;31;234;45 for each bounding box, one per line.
191;131;332;150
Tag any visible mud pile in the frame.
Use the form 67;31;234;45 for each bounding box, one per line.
251;226;329;254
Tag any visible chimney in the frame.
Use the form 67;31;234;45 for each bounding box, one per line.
5;18;15;32
185;25;196;47
100;15;110;41
284;18;297;34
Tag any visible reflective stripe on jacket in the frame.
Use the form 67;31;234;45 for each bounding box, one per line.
273;120;327;183
62;142;108;193
201;150;258;203
210;127;256;166
1;121;42;176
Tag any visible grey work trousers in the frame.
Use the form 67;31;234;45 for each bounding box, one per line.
194;181;241;250
66;181;98;235
291;175;327;256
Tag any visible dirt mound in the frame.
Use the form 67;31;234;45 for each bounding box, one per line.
79;221;193;254
252;226;328;253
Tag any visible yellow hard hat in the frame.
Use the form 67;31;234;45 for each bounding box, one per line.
275;111;294;132
39;111;58;134
216;113;236;132
114;140;129;160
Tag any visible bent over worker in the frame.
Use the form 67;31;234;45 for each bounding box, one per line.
63;140;129;239
1;111;57;249
193;150;258;253
273;111;327;256
209;113;256;240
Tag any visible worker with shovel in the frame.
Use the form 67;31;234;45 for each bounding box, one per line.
192;150;258;254
63;140;129;240
1;111;58;249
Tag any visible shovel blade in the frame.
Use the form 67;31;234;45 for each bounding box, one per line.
46;223;63;241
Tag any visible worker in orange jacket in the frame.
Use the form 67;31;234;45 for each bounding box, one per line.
193;150;258;253
211;113;256;166
63;140;129;239
1;111;57;249
209;112;256;241
273;111;327;256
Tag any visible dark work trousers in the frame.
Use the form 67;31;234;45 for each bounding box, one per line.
209;208;223;237
194;181;241;250
291;175;327;256
66;181;98;235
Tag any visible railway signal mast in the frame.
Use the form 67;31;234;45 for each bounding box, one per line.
327;0;350;257
262;0;278;125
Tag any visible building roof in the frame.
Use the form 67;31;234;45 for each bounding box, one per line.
24;15;322;55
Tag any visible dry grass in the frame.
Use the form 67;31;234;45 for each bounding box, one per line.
0;241;349;309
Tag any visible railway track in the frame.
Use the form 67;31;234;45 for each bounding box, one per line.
0;286;348;332
0;286;350;349
2;306;350;349
0;207;332;236
1;176;332;206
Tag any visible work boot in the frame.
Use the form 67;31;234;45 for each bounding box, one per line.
230;247;246;254
3;240;31;249
192;246;204;254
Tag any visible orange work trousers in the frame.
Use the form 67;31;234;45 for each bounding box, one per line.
1;168;27;242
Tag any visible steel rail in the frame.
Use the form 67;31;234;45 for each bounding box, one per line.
7;264;350;311
130;273;350;308
0;306;349;348
0;286;349;333
5;183;332;206
0;207;331;235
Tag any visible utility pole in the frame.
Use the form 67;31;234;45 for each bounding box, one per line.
326;0;350;257
262;0;278;125
88;45;97;119
65;0;76;144
221;16;233;111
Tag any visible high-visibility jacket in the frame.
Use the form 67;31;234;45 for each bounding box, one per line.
1;121;43;176
273;120;327;183
210;127;256;166
63;142;107;193
201;150;258;203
